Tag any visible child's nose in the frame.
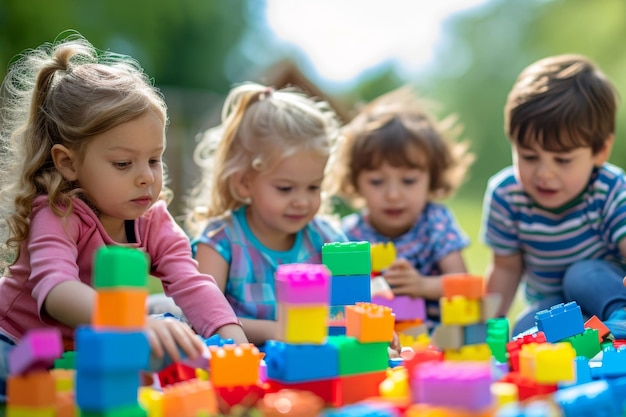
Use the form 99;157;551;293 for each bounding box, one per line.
136;165;155;186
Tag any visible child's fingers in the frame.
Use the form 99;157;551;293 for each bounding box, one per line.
390;258;411;270
145;328;164;358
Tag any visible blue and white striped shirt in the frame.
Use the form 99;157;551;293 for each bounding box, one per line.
481;163;626;302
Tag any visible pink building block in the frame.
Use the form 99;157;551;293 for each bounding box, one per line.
275;264;330;304
8;328;62;375
370;295;426;321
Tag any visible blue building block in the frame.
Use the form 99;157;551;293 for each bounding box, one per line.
203;334;235;347
264;341;338;383
560;356;592;388
323;402;397;417
76;327;149;372
464;322;487;345
535;302;585;342
329;326;347;336
330;274;371;306
76;370;141;411
554;380;621;417
598;345;626;378
606;375;626;412
494;403;523;417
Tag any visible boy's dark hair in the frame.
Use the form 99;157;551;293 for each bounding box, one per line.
505;54;618;153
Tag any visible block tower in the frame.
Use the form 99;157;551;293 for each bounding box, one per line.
322;241;371;336
74;245;150;416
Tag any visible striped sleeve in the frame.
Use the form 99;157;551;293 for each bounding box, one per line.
481;168;521;255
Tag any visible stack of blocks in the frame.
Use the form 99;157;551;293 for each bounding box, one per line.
322;242;372;336
74;245;151;416
264;259;395;407
430;274;500;361
369;242;427;346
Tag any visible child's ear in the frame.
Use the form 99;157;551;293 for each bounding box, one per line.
51;144;79;181
232;171;252;201
594;134;614;166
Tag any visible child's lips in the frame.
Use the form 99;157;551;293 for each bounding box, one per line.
384;209;404;216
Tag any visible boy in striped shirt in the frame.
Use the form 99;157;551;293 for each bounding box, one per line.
481;54;626;337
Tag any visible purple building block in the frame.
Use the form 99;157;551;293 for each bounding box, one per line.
370;295;426;321
8;328;62;375
275;264;330;305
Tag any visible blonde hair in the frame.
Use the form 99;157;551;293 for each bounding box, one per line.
330;86;474;209
0;32;168;266
186;82;339;235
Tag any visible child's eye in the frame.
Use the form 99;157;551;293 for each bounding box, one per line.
149;158;162;166
276;186;292;193
555;158;571;165
521;155;537;162
402;178;417;185
113;161;131;169
308;185;321;192
368;179;383;186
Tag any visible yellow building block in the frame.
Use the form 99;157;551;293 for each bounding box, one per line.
371;242;396;272
50;369;74;393
491;382;518;407
208;343;263;387
380;366;409;401
346;302;395;343
519;342;575;384
139;387;163;417
277;303;328;344
440;296;481;326
6;406;55;417
444;343;491;361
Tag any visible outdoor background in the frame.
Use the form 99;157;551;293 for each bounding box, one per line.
1;0;625;279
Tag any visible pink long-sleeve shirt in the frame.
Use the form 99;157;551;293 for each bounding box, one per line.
0;196;239;345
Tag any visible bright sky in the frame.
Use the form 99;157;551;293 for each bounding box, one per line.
265;0;490;86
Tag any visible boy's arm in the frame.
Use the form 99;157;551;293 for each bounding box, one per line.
486;252;523;317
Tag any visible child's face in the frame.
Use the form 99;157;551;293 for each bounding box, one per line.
512;141;606;209
73;111;165;238
356;161;429;238
241;149;326;248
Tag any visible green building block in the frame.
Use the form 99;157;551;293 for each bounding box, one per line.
326;335;388;375
486;318;509;363
93;246;148;289
321;241;371;276
80;404;146;417
563;328;601;359
54;350;76;370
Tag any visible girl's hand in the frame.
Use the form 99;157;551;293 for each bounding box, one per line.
145;316;205;362
383;258;423;297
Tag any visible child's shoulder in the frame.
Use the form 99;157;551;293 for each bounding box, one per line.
487;166;517;188
597;163;626;184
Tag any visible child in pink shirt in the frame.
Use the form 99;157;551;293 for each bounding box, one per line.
0;33;247;399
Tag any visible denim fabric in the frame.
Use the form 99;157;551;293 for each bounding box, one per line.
513;259;626;336
0;333;16;403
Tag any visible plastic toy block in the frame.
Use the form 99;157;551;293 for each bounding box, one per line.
260;389;324;417
8;328;62;375
584;315;611;342
444;343;491;361
440;296;480;326
430;324;463;350
75;370;141;411
55;391;75;417
519;342;575;384
442;274;485;299
534;301;585;342
334;371;388;406
75;328;149;372
4;406;55;417
161;379;217;417
346;303;395;343
559;356;592;388
322;241;371;276
490;381;518;407
157;362;197;387
326;336;389;375
7;370;56;407
54;351;76;370
499;372;557;401
464;322;487;345
562;328;601;359
598;345;626;378
208;343;263;387
481;293;502;321
370;242;396;273
93;245;148;288
277;303;328;344
92;288;147;328
491;358;510;381
264;341;338;382
329;305;346;327
370;295;426;321
266;378;339;407
202;334;235;347
275;263;330;304
399;333;430;349
394;319;425;333
412;361;492;411
380;366;409;401
486;318;509;363
554;379;621;417
328;326;346;336
79;403;147;417
401;347;443;378
138;387;162;417
330;274;371;306
214;382;266;413
506;331;546;372
50;369;74;393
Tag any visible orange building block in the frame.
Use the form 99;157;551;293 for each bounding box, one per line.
259;389;324;417
55;391;76;417
346;303;395;343
92;288;147;328
209;344;263;387
7;370;56;407
162;379;217;417
585;315;611;342
442;274;485;299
